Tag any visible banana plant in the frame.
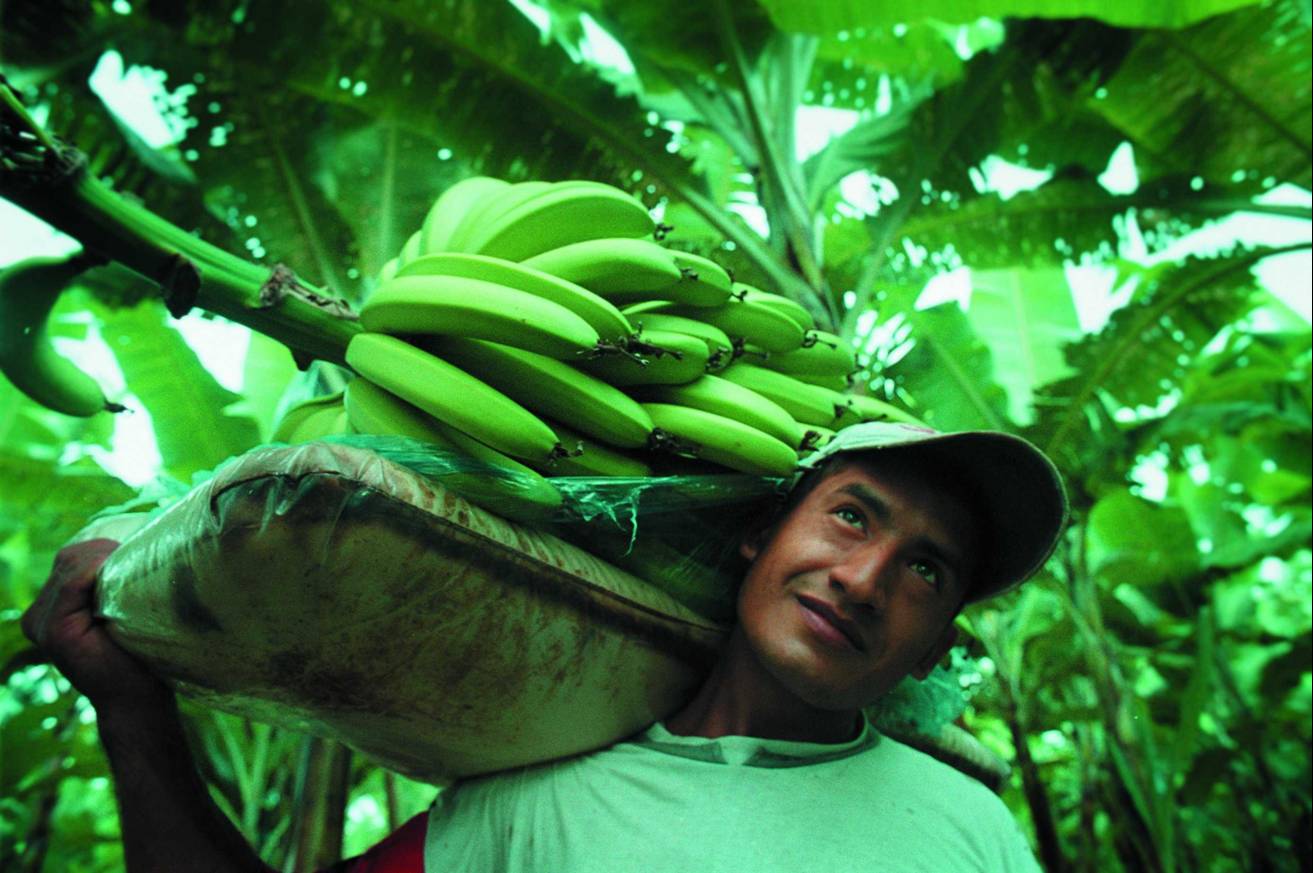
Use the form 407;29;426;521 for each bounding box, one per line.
0;1;1309;870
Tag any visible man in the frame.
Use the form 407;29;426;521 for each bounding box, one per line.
23;421;1067;872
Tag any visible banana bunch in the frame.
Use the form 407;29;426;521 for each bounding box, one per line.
339;175;924;490
0;252;122;417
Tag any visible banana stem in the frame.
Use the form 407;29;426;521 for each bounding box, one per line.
0;82;58;154
0;83;358;366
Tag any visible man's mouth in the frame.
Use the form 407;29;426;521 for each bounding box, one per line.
796;596;865;652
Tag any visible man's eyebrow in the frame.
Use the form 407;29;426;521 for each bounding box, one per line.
835;483;966;575
837;483;892;525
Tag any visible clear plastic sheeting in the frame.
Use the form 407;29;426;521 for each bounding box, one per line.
306;434;786;623
83;437;1001;786
90;439;727;784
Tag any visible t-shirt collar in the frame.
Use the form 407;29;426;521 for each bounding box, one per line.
635;715;880;768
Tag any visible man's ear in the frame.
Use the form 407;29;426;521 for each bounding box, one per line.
910;624;958;681
739;530;763;562
738;506;779;563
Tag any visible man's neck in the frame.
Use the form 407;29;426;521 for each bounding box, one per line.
663;627;863;744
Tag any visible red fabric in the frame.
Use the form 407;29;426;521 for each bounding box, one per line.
320;811;427;873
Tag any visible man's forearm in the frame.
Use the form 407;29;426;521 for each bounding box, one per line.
97;696;273;873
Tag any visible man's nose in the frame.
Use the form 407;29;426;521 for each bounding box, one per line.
827;541;897;611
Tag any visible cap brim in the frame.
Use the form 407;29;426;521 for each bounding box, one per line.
905;431;1067;600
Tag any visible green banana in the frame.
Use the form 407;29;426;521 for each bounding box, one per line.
0;253;117;416
468;183;655;262
718;363;847;427
631;374;803;448
520;238;682;297
399;230;422;265
345;332;561;464
344;379;457;450
643;403;798;476
350;377;555;475
445;180;554;253
581;329;709;386
273;390;347;443
735;283;814;331
623;312;734;370
620;300;670;317
426;335;655;449
288;404;350;443
847;393;927;427
396;252;635;344
761;329;856;389
377;257;400;285
360;274;602;359
650;296;805;353
780;369;849;392
343;378;563;520
668;250;732;293
542;419;652;477
419;176;511;254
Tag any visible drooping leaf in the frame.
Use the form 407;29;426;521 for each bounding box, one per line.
550;0;775;80
896;174;1300;270
889;45;1016;198
1028;248;1284;478
754;0;1264;31
801;90;926;212
1086;488;1201;588
884;301;1013;431
0;452;133;554
965;266;1082;424
227;329;299;445
1091;2;1313;187
317;120;467;282
0;375;115;463
98;302;260;481
969;18;1138;168
837;20;1133;324
808;23;967;99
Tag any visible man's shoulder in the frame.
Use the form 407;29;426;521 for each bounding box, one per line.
848;732;1012;809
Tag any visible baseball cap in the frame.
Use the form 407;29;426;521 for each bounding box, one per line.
794;421;1068;602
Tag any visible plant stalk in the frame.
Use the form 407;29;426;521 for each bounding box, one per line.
1;83;358;366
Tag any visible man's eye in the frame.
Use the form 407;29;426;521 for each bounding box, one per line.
834;507;865;528
910;560;940;588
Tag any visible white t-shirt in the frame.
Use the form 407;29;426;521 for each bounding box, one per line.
424;718;1042;872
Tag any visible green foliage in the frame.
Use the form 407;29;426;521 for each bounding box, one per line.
95;302;261;482
966;266;1083;423
755;0;1265;31
1092;1;1312;188
882;302;1013;431
1;0;1310;870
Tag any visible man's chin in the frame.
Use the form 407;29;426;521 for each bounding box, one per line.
767;659;869;712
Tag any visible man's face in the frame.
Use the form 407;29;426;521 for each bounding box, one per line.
735;455;978;711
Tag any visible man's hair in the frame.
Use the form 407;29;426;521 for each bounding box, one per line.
744;449;988;608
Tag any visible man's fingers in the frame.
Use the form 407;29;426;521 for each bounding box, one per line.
21;538;121;646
